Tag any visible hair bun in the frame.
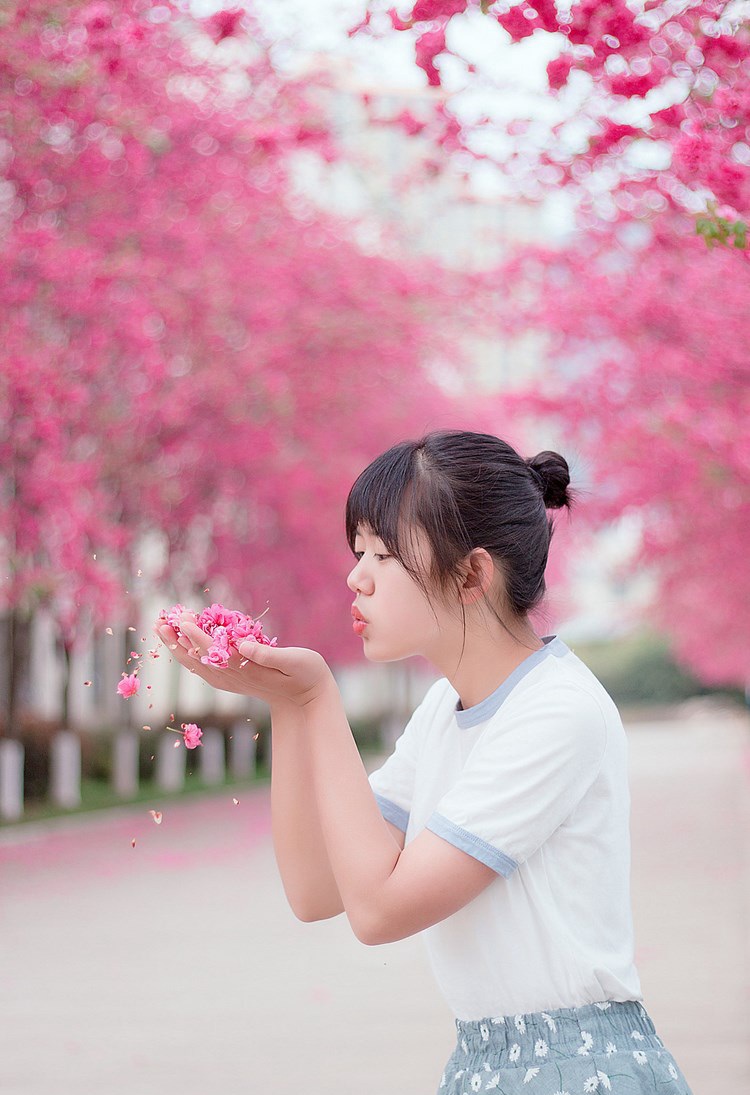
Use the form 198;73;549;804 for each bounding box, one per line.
526;451;571;510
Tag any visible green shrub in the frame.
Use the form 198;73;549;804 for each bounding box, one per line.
567;631;742;707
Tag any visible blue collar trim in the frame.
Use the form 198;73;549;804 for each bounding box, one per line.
455;635;569;729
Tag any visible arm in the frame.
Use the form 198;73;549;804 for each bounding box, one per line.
162;624;493;942
269;701;345;922
301;675;497;945
155;621;347;922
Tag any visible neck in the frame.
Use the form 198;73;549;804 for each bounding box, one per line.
430;610;544;711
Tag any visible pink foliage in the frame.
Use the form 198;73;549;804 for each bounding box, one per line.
1;0;483;673
491;217;750;685
357;0;750;235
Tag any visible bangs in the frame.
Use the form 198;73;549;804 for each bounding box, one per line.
345;441;417;561
345;435;468;592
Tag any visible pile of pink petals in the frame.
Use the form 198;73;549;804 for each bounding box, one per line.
158;602;277;668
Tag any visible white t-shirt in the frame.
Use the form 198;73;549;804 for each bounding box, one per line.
368;635;644;1020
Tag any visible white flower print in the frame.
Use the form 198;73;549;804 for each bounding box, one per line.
594;1001;611;1010
483;1063;492;1071
577;1030;594;1056
639;1004;648;1019
470;1073;482;1092
515;1015;527;1035
552;1090;572;1095
522;1067;540;1083
440;1073;446;1089
454;1070;465;1080
541;1012;557;1033
509;1043;521;1062
461;1038;469;1054
583;1076;599;1092
633;1050;648;1065
534;1038;549;1058
668;1063;679;1080
480;1023;490;1043
597;1070;612;1090
631;1030;646;1042
605;1042;617;1056
485;1076;500;1091
491;1016;505;1025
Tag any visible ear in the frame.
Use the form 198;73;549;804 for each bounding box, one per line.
458;548;495;605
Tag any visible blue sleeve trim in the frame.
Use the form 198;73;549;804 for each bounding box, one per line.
374;794;409;833
426;813;518;878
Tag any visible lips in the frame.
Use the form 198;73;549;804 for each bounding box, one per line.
351;604;367;635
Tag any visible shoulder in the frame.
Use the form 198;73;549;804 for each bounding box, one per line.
413;676;458;721
497;654;620;760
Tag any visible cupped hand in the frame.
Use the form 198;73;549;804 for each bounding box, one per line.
155;617;333;709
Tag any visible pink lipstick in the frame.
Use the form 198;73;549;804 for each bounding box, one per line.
351;604;367;636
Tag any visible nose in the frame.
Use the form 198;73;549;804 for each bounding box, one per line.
347;558;374;596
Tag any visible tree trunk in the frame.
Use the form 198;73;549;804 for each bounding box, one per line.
3;609;32;738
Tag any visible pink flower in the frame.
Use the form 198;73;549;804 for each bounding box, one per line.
117;672;140;698
201;644;231;667
181;723;203;749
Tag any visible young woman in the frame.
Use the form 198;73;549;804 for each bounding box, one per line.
157;429;694;1095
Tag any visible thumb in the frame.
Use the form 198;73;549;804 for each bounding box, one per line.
237;640;282;667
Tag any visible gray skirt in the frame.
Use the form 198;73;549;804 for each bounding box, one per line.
438;999;693;1094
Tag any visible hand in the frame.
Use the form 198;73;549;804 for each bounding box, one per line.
155;617;333;709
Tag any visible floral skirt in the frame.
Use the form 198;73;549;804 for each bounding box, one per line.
438;999;694;1094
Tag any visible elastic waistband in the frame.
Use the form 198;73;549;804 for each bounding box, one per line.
454;1000;661;1068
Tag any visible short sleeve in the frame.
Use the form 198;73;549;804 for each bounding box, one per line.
368;678;449;833
426;684;608;877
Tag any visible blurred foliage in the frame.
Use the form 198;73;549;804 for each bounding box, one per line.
567;631;745;708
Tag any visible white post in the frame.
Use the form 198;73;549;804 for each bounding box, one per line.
229;724;257;779
112;732;140;798
156;731;186;792
50;730;81;809
199;728;225;786
0;739;24;821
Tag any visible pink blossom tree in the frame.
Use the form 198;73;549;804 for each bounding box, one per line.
493;214;750;686
0;0;480;728
357;0;750;247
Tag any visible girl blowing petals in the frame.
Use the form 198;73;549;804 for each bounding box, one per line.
156;430;694;1095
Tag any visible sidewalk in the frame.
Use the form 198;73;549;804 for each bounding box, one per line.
1;706;748;1095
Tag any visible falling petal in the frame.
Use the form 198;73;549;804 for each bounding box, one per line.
142;725;151;731
239;659;248;668
173;740;181;748
137;569;143;577
84;680;92;687
130;651;139;658
150;755;155;761
105;627;113;636
253;733;260;741
149;810;163;825
128;626;136;632
203;587;210;593
170;714;175;722
131;838;136;848
232;797;240;805
170;643;178;650
93;553;97;560
148;703;153;709
146;685;152;690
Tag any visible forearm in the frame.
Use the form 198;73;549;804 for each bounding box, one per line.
302;678;404;942
269;701;344;922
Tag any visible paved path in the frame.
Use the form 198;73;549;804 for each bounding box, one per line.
1;705;748;1095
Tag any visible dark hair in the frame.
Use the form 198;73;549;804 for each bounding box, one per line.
345;430;572;617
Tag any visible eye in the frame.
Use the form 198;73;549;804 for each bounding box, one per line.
375;553;391;561
352;551;364;561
